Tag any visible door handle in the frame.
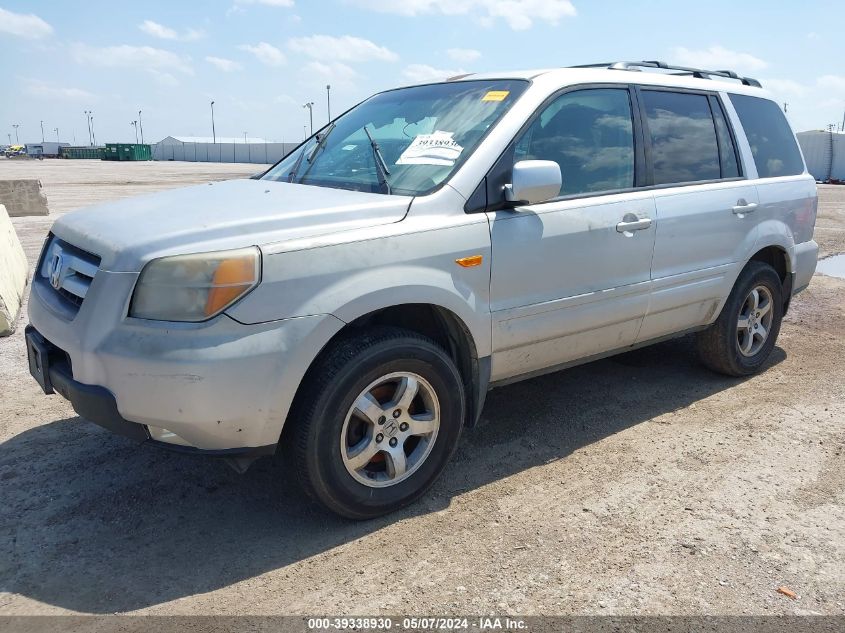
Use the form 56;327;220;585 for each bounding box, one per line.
616;217;652;233
732;201;758;215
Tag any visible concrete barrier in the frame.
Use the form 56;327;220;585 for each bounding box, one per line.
0;204;30;336
0;179;50;217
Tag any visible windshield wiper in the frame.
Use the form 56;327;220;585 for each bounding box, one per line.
287;145;307;183
307;122;335;163
363;125;391;195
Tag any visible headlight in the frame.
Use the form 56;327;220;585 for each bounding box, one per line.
130;247;260;322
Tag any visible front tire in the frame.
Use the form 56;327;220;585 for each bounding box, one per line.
696;261;784;376
286;327;465;519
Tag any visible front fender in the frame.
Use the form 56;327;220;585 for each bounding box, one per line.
227;215;494;356
328;276;491;357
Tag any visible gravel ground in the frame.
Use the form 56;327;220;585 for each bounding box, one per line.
0;160;843;616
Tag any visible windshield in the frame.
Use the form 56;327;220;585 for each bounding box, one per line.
262;79;528;196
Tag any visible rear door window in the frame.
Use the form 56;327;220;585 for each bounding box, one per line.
729;94;804;178
641;90;721;185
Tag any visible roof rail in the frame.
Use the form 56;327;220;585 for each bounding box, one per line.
569;60;762;88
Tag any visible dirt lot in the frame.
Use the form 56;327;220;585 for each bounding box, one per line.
0;160;843;616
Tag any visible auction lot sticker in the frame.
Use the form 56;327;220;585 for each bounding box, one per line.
396;131;464;166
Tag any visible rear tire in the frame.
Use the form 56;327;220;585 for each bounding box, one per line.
285;326;465;519
696;261;784;377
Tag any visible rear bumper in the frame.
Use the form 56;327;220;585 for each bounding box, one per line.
792;240;819;295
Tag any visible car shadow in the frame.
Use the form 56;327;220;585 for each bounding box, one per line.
0;335;785;613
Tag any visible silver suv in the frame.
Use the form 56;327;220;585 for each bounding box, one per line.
26;61;818;518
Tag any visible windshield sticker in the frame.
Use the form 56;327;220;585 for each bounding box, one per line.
395;131;464;166
482;90;509;102
342;144;357;151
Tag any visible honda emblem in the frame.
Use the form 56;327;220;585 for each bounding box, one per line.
49;252;64;290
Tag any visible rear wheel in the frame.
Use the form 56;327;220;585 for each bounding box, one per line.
696;261;784;376
286;327;465;519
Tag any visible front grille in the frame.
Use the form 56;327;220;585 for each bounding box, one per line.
57;287;85;307
38;235;101;314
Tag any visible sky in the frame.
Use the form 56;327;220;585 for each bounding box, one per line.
1;0;844;147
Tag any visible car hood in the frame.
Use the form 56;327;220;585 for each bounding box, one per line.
50;178;411;271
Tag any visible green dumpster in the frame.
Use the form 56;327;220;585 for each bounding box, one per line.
103;143;152;161
60;146;105;159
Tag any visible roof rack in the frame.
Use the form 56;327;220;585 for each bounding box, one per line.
570;60;762;88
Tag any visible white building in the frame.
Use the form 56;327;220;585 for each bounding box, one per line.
152;136;298;164
156;136;271;145
796;130;845;182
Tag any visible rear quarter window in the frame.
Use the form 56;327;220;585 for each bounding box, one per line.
729;94;804;178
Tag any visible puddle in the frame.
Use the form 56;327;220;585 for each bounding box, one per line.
816;254;845;279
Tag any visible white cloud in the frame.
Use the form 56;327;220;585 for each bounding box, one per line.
275;94;299;106
447;47;481;63
762;79;807;97
148;70;180;87
71;43;193;75
206;56;242;72
671;45;767;73
817;75;845;92
234;0;295;6
403;63;466;83
139;20;177;39
349;0;576;30
23;79;95;101
0;7;54;38
139;20;204;41
227;0;293;16
288;35;398;62
300;60;361;89
239;42;286;66
303;61;358;84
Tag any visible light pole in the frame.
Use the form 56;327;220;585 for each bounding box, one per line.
210;101;216;143
326;84;331;122
54;128;59;143
303;125;307;141
138;110;144;144
40;120;45;142
783;102;789;113
90;114;96;147
131;121;138;143
303;101;314;136
6;133;11;145
12;124;19;144
84;111;92;146
243;131;248;144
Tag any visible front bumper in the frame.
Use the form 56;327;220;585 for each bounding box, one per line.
26;325;276;460
28;265;345;451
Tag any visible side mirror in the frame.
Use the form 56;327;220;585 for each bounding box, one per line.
504;160;562;206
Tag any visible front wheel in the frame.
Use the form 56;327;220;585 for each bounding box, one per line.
286;327;465;519
696;261;784;376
